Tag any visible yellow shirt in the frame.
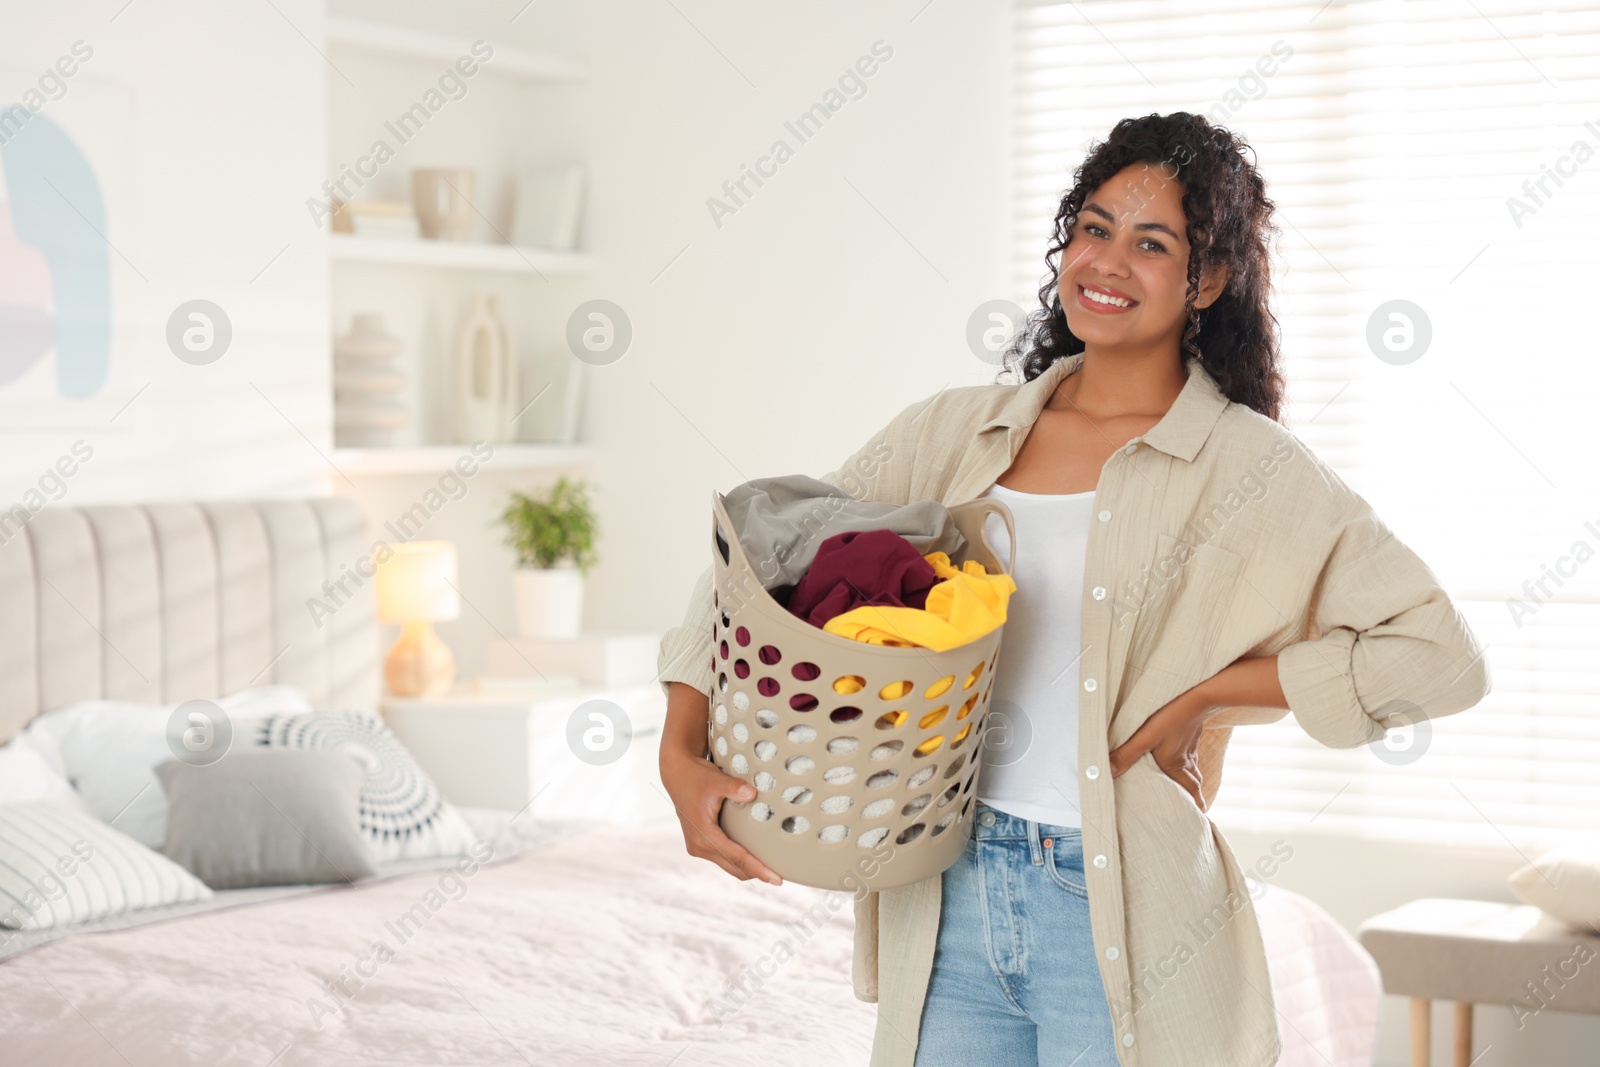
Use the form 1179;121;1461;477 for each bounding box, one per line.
822;550;1017;650
656;351;1492;1067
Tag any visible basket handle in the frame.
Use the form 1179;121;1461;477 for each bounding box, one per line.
948;496;1017;577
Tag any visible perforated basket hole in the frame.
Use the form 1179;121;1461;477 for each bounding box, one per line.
758;678;781;697
879;679;913;701
821;795;852;814
732;723;748;743
958;694;978;720
714;704;728;726
721;611;730;629
875;710;908;731
751;803;774;822
734;659;750;679
862;797;895;819
961;796;973;818
964;661;984;690
733;691;750;712
782;816;811;834
833;674;866;695
896;823;927;845
937;784;960;807
754;771;776;791
858;826;890;848
818;824;849;843
718;673;728;692
826;736;860;755
907;766;936;789
943;753;968;779
754;740;777;761
714;736;728;757
735;625;751;646
720;640;729;660
730;753;749;775
786;724;817;745
932;813;958;836
919;706;949;730
903;794;932;817
785;755;815;776
782;786;813;805
913;735;945;758
755;708;780;729
759;645;782;665
830;706;863;725
951;722;972;748
823;766;856;785
866;770;898;789
792;661;821;682
924;675;955;700
790;693;818;712
871;741;903;760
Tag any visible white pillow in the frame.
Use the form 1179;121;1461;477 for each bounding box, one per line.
0;802;212;930
0;736;94;816
252;709;478;863
1509;848;1600;932
22;686;315;848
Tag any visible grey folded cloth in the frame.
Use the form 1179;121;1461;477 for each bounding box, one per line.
723;474;967;591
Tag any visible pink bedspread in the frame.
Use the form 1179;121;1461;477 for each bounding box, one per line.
0;823;1378;1066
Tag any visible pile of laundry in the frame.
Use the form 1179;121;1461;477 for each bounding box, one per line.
723;475;1017;651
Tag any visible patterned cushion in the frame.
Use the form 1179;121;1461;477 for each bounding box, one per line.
253;710;477;862
0;803;212;930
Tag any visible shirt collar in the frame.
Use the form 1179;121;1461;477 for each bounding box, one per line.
978;351;1231;463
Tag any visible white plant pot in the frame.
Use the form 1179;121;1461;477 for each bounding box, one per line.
513;565;585;639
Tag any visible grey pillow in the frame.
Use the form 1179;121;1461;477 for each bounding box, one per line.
155;749;379;889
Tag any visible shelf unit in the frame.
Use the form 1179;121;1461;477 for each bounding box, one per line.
330;234;593;276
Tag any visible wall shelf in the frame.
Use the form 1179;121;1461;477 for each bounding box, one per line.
330;235;593;276
333;444;593;476
326;17;587;83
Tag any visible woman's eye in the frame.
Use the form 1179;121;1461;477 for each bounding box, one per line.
1080;222;1165;254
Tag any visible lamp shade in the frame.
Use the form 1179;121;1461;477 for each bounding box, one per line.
375;540;461;624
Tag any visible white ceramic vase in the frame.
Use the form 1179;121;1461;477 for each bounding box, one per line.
453;294;517;444
333;314;407;447
512;564;585;639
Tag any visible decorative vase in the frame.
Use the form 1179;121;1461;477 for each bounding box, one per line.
453;294;517;444
411;168;477;241
513;563;585;639
333;314;407;447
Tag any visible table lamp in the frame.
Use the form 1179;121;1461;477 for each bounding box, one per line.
376;540;460;697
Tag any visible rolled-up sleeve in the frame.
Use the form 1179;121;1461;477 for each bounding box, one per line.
1277;508;1492;748
656;394;928;702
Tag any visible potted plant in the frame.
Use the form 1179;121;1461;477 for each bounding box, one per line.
496;476;599;639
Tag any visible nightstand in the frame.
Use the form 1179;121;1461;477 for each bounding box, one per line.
381;680;675;827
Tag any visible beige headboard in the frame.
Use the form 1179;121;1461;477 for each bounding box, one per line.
0;498;380;745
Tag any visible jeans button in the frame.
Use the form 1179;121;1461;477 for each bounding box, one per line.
979;811;996;827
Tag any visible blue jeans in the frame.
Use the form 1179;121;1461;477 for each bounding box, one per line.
914;801;1121;1066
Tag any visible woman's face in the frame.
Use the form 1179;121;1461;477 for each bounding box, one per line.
1057;161;1226;355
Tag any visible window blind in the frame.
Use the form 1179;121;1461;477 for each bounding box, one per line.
1012;0;1600;851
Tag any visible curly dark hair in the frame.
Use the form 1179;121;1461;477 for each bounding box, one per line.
1002;111;1285;422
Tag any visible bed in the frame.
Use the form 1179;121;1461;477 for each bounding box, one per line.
0;499;1383;1066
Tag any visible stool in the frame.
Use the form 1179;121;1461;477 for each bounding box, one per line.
1357;898;1600;1066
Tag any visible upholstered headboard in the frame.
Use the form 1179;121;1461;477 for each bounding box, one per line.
0;498;380;745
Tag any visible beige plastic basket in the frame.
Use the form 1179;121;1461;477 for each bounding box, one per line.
706;488;1017;892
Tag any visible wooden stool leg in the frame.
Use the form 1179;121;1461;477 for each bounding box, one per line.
1453;1002;1473;1067
1411;997;1431;1067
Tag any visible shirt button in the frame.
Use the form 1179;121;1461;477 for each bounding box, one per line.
1083;678;1097;692
1122;1033;1135;1047
1093;854;1107;868
1085;765;1100;780
979;811;996;827
1091;586;1106;600
1105;946;1120;961
1097;510;1111;522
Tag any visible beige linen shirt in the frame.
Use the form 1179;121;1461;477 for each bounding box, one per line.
657;351;1491;1066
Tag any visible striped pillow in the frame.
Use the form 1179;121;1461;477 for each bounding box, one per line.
0;803;212;930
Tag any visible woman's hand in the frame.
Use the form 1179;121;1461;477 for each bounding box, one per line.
660;748;783;885
1108;688;1212;811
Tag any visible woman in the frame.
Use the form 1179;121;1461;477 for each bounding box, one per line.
657;112;1489;1067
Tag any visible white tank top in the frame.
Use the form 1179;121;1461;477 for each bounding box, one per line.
975;480;1097;827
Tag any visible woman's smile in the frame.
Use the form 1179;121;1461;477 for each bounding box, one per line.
1075;282;1139;314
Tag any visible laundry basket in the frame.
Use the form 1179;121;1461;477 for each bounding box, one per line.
705;488;1017;892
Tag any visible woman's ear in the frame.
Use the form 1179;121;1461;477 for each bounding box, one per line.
1195;264;1231;310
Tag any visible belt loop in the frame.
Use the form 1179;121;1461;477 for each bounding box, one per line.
1027;818;1043;865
